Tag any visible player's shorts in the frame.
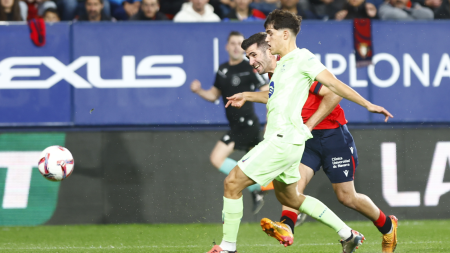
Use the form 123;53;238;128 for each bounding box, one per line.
220;117;261;151
301;124;358;184
237;137;305;186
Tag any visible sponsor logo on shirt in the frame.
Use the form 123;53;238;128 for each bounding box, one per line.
269;81;274;98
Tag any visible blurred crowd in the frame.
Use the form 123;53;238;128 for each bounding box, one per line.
0;0;449;22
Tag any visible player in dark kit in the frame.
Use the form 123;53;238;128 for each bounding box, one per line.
190;31;269;214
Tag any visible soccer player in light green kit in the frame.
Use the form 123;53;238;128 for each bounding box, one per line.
206;10;393;253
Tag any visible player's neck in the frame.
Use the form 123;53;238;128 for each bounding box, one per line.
279;40;298;58
228;58;243;66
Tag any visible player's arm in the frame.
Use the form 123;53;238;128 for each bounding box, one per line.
190;79;221;102
304;84;342;131
315;69;393;122
225;91;269;108
259;84;269;91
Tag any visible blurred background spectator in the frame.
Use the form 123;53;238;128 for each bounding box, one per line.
0;0;27;21
411;0;441;10
77;0;113;20
173;0;221;21
57;0;110;20
223;0;266;21
130;0;167;20
110;0;140;20
335;0;377;20
160;0;184;19
309;0;346;19
43;6;60;21
249;0;278;15
434;0;449;18
379;0;434;20
279;0;315;19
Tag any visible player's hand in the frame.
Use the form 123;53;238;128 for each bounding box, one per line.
190;79;201;93
366;103;393;122
225;93;246;108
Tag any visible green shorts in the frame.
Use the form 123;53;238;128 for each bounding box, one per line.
237;137;305;187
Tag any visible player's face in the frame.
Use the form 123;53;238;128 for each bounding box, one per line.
245;43;272;75
226;35;245;61
265;24;284;55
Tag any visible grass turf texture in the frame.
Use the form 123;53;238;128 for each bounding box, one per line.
0;220;449;252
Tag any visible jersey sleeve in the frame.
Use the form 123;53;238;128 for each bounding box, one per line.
302;50;327;82
309;81;323;94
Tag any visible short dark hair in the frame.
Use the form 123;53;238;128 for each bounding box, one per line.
241;32;269;51
43;8;59;17
227;31;244;42
264;9;302;35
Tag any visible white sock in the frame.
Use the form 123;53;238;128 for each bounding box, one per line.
337;225;352;241
220;240;236;251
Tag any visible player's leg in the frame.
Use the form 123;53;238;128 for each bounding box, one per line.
263;179;364;251
277;180;363;239
208;165;256;253
210;136;262;195
323;125;397;252
279;164;315;230
278;134;323;230
210;139;235;171
208;139;275;253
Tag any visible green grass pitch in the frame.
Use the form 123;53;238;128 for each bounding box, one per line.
0;220;449;252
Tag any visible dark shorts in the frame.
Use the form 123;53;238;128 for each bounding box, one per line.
300;124;358;184
220;117;261;152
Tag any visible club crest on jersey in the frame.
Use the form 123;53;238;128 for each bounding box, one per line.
232;75;241;86
269;81;274;98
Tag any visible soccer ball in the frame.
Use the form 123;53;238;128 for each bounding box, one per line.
38;146;74;181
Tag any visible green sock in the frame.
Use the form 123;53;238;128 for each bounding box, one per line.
299;195;345;232
222;196;243;243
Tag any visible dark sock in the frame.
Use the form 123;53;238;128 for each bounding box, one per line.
373;210;392;234
280;210;297;234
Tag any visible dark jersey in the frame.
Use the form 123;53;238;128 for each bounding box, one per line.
213;60;266;127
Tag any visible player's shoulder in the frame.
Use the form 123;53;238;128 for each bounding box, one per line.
218;62;230;70
297;48;316;59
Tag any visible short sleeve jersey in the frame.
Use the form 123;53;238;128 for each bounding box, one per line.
213;60;266;126
265;48;326;144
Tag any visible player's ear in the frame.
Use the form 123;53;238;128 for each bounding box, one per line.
283;29;289;40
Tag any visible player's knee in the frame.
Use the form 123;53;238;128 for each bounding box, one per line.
210;152;225;169
224;174;238;191
336;191;356;208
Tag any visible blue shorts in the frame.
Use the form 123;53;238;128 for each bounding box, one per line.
300;124;358;184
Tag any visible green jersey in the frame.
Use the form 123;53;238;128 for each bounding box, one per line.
264;48;327;144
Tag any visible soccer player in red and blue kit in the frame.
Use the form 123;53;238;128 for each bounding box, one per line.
239;32;398;253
